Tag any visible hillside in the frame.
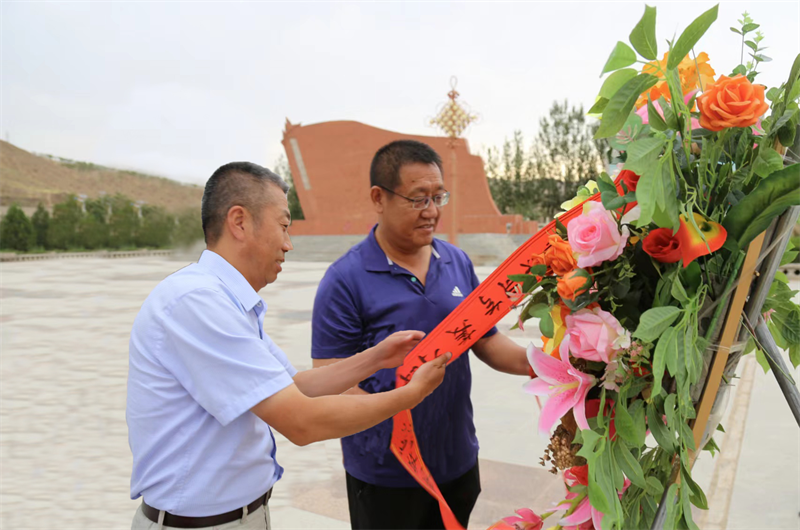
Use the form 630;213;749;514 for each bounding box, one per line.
0;141;203;212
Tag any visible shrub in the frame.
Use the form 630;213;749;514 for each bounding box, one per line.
0;204;35;251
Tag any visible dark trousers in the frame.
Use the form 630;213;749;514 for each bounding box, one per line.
345;461;481;530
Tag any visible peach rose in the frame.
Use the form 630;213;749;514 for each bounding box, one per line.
697;75;769;132
544;235;577;276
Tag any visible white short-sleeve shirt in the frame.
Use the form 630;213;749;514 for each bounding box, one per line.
127;250;296;516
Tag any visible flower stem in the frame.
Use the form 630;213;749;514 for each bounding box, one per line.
703;251;746;344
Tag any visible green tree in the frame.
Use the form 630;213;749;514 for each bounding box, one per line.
0;204;35;252
531;100;604;219
173;208;204;248
48;195;84;250
31;203;50;249
107;195;140;249
137;205;174;248
273;154;305;221
485;100;605;221
79;196;110;249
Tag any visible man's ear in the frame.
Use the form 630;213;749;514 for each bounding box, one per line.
225;205;248;242
370;186;385;214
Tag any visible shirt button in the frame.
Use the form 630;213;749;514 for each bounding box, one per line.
257;301;263;307
411;277;417;283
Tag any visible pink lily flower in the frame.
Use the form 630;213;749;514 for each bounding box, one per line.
557;477;631;529
636;90;701;130
495;508;544;530
523;344;596;436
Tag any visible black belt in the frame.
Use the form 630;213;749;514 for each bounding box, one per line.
141;489;272;529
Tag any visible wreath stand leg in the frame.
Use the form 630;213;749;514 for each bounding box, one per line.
650;205;800;530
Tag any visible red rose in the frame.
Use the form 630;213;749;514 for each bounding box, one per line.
619;169;641;193
642;228;682;263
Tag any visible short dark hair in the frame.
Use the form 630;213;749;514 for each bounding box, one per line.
201;161;289;244
369;140;443;191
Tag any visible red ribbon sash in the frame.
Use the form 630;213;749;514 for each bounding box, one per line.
390;190;607;529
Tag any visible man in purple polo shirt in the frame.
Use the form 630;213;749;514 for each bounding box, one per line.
311;140;530;529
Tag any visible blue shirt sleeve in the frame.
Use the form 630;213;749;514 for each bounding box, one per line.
311;266;364;359
159;288;295;426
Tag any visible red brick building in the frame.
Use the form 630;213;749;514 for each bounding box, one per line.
282;119;537;237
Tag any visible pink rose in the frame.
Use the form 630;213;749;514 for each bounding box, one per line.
567;202;629;268
560;307;630;364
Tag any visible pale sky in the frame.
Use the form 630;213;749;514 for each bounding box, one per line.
2;1;799;185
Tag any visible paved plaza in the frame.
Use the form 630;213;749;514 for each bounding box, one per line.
0;255;798;529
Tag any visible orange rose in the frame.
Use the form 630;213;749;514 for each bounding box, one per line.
697;75;769;132
530;252;548;280
544;235;577;276
557;269;592;302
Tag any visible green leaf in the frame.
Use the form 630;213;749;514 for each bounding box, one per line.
634;152;677;230
664;393;677;429
782;53;800;106
529;264;548;276
614;395;638;446
595;74;660;139
602;41;638;75
742;22;760;33
629;5;658;60
647;98;669;131
744;40;758;51
588;466;614;516
663;327;680;376
766;87;781;101
778;109;799;147
603;193;637;212
755;348;772;373
664;484;680;530
685;326;702;384
671;278;689;303
732;64;747;77
630;399;647;445
645;476;665;497
652;327;678;396
660;97;679;129
667;5;719;70
599;69;639;99
623;137;666;175
648;402;676;451
539;311;554;338
772;309;800;344
589;97;610;115
597;172;618;194
681;463;709;509
633;306;682;342
723;164;800;249
789;343;800;369
527;302;550;319
729;27;741;35
680;422;696;451
577;428;604;465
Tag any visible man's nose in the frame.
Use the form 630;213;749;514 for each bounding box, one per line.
284;235;294;252
420;199;438;217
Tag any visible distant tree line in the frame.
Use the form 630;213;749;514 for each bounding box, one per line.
484;100;610;222
0;194;203;253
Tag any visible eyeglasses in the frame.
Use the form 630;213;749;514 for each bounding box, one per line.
378;185;451;210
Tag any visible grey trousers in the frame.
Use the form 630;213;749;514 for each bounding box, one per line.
131;503;271;530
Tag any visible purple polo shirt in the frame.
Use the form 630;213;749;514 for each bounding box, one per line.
311;226;497;487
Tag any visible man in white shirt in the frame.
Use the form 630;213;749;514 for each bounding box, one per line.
127;161;449;529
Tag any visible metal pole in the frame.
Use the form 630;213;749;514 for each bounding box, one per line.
755;315;800;427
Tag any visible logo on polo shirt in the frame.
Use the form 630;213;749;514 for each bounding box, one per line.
451;286;464;297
